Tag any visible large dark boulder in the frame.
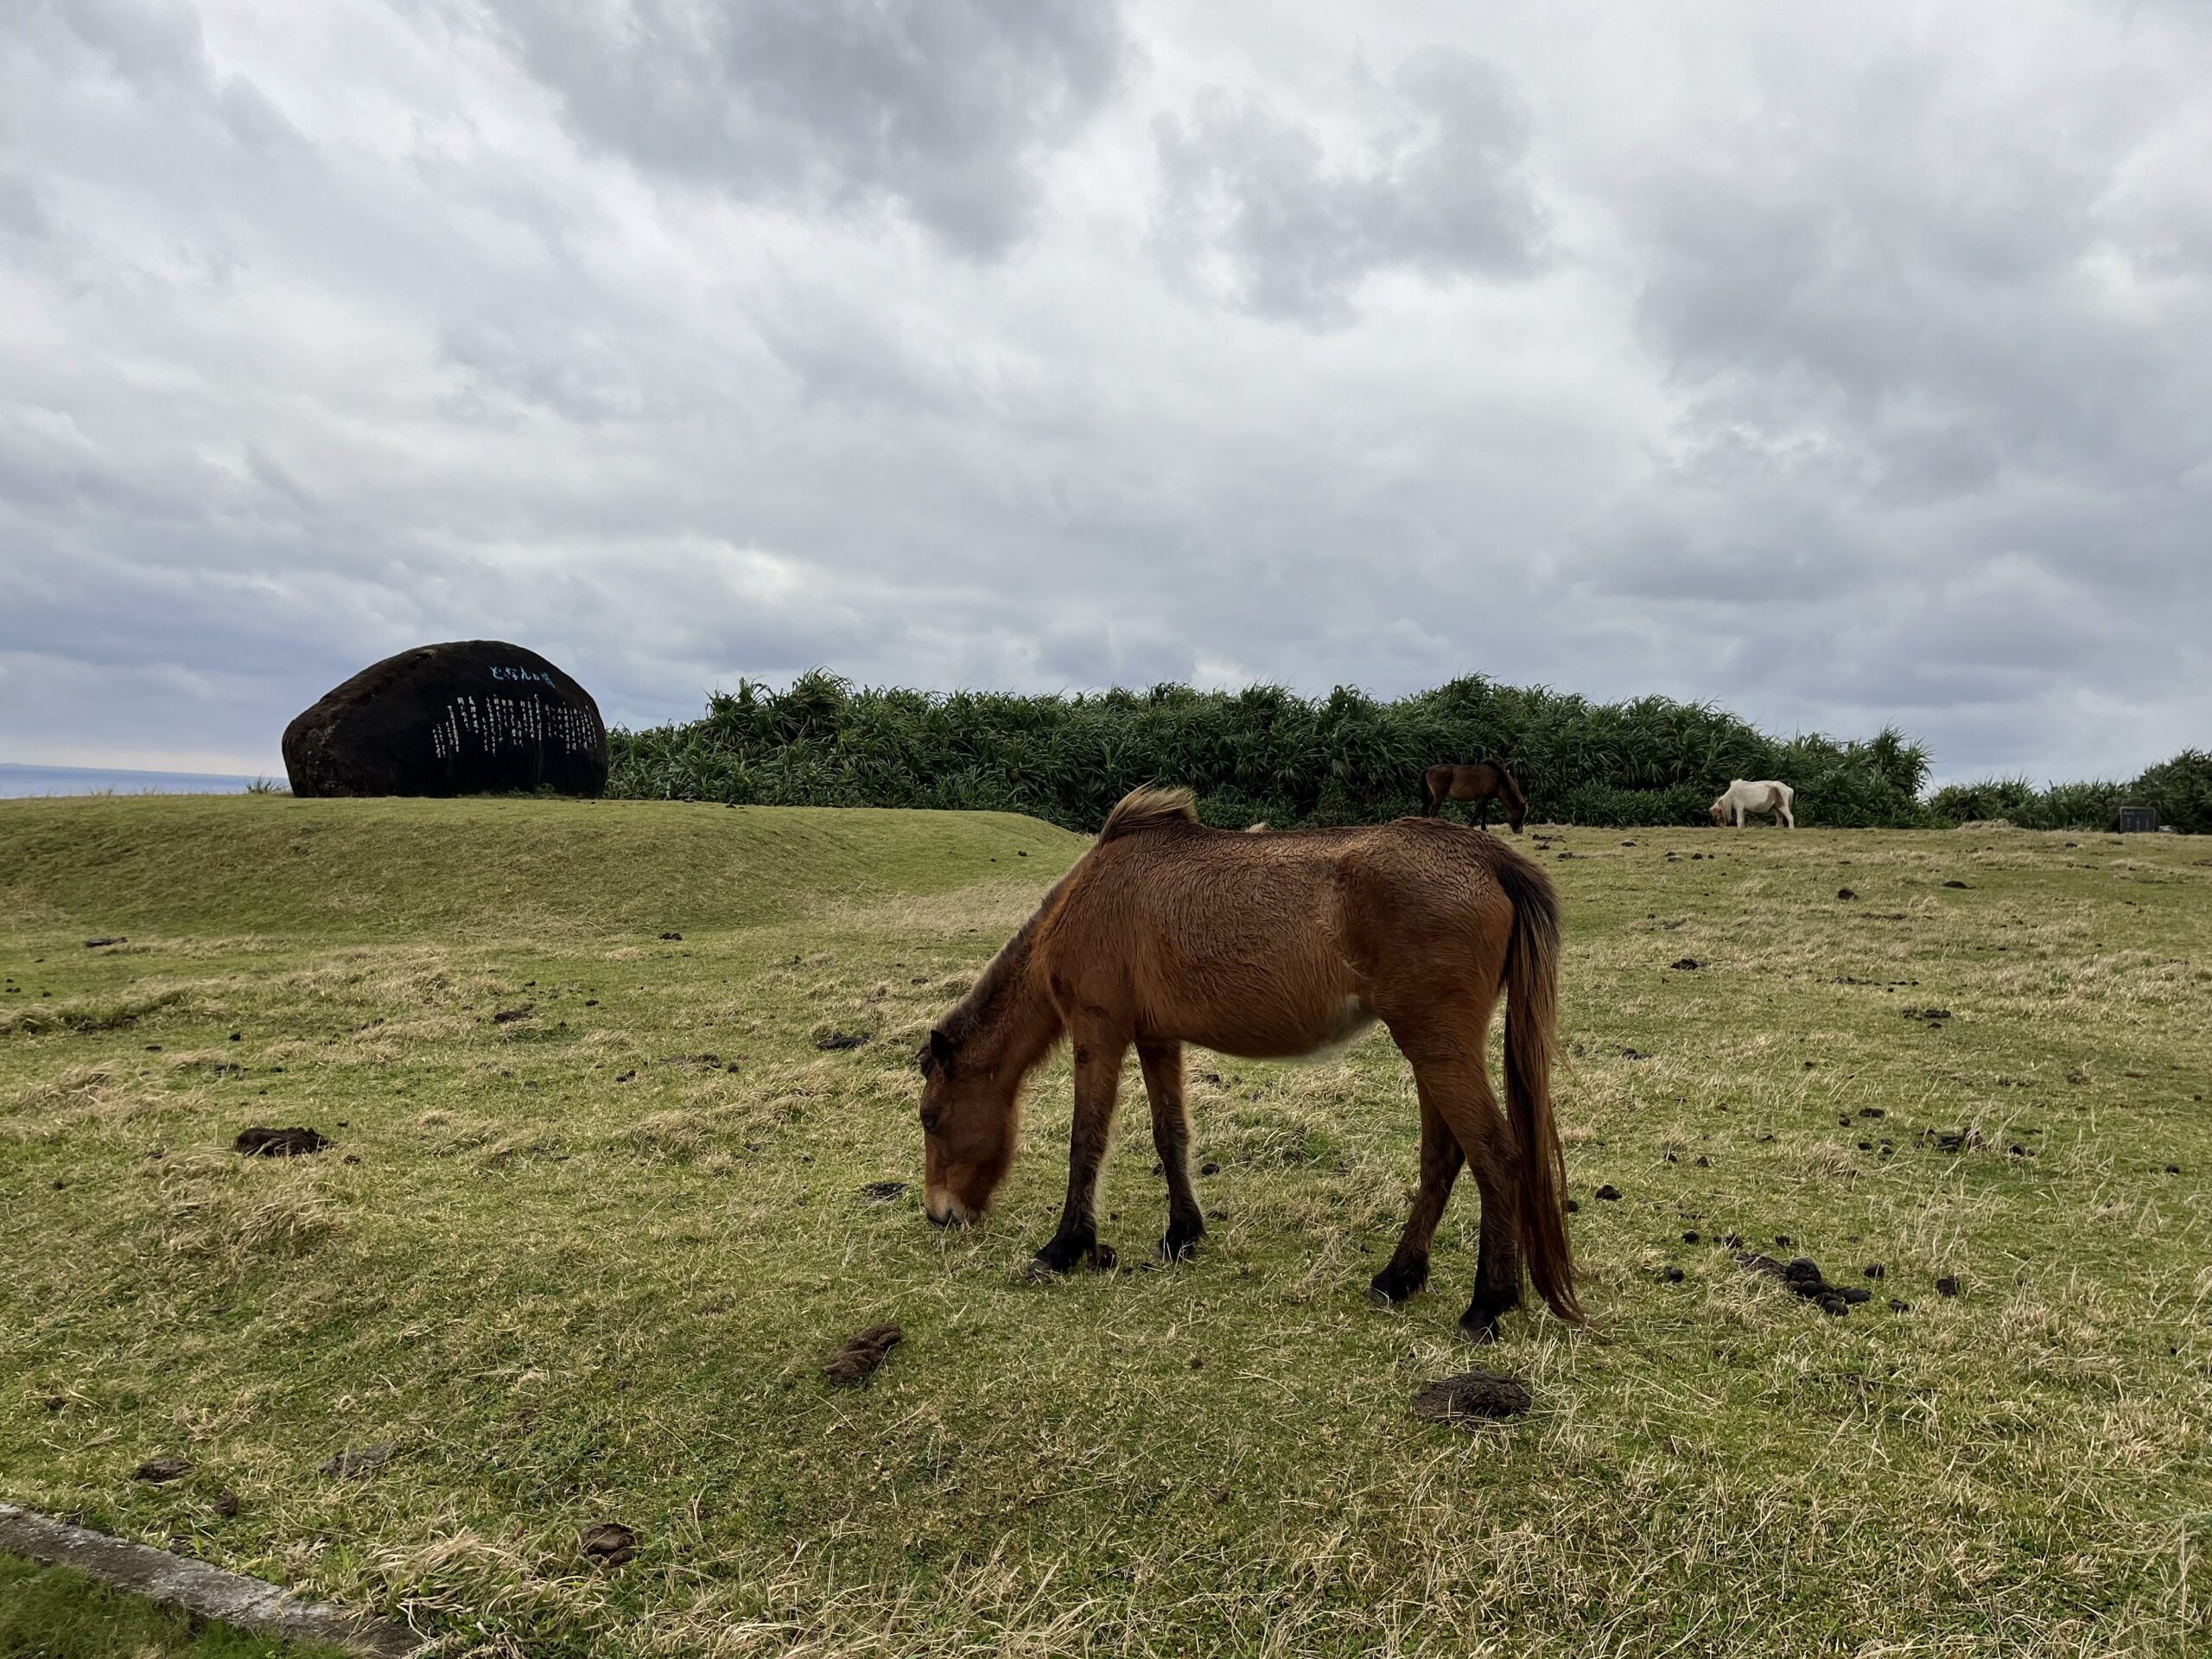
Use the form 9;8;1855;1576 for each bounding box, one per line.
283;641;607;798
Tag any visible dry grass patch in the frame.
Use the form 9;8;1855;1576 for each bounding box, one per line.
0;986;187;1039
156;1150;346;1264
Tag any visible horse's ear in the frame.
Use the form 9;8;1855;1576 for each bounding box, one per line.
924;1027;956;1074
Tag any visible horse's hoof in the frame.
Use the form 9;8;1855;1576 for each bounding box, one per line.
1369;1264;1426;1305
1031;1236;1085;1275
1457;1314;1503;1344
1159;1225;1205;1263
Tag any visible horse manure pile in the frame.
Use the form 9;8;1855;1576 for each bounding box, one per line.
1411;1370;1533;1427
234;1126;331;1157
1920;1127;1981;1153
580;1522;639;1567
825;1323;903;1385
1734;1250;1873;1316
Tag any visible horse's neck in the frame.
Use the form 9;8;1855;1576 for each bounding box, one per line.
971;935;1065;1081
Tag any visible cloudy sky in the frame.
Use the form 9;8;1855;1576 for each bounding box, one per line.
3;0;2208;783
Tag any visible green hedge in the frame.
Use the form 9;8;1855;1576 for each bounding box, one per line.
1928;749;2212;834
608;671;1933;830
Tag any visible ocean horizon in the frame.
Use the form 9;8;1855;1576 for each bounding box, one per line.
0;762;274;798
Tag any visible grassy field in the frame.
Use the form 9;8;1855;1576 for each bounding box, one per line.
3;796;2209;1657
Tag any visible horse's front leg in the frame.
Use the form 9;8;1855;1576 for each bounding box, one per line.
1033;1027;1128;1274
1139;1039;1205;1261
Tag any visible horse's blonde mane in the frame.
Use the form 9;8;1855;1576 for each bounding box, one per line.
1099;785;1198;842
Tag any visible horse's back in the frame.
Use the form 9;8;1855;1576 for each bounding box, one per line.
1043;818;1524;1052
1332;820;1522;987
1428;762;1495;804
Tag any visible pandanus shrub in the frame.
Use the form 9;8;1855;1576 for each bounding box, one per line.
609;671;1940;830
1928;749;2210;834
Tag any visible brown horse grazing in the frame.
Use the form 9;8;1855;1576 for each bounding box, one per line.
1422;762;1527;833
916;785;1581;1341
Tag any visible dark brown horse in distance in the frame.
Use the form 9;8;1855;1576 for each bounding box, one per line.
915;785;1581;1341
1422;761;1527;833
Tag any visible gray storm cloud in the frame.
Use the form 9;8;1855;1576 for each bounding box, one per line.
1;0;2207;782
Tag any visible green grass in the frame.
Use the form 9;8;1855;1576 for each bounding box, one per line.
0;795;1070;940
3;797;2209;1656
0;1549;352;1658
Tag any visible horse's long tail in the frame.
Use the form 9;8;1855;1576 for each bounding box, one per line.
1493;851;1582;1324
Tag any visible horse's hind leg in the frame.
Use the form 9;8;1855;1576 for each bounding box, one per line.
1389;1025;1522;1341
1139;1039;1205;1262
1033;1028;1128;1274
1370;1094;1463;1303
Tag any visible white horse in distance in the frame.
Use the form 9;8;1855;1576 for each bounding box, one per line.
1711;779;1795;828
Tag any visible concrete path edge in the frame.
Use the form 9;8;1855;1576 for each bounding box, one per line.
0;1503;422;1657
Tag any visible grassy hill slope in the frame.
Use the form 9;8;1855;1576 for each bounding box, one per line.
0;797;1080;942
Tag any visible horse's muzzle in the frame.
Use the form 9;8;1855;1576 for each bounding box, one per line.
925;1193;974;1228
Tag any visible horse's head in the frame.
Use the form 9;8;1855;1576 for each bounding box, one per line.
1489;765;1528;833
916;1027;1020;1225
1708;800;1728;824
